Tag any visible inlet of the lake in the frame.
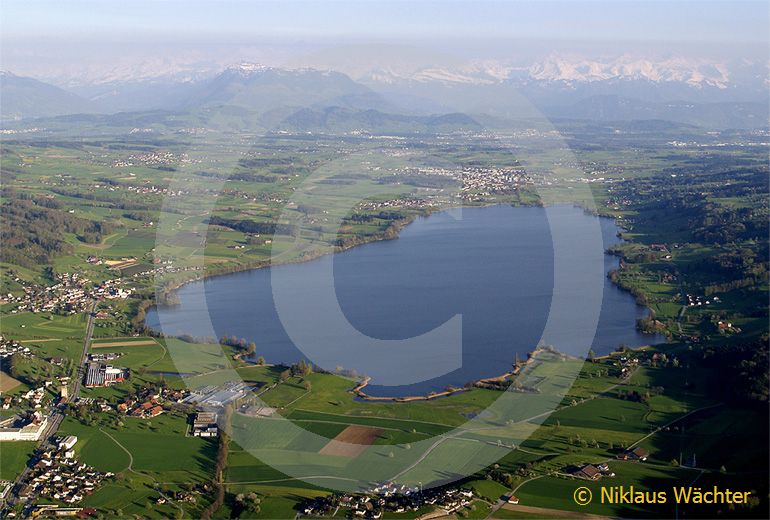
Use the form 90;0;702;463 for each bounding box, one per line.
146;205;661;397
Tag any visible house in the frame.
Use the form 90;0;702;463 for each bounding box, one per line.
148;405;163;417
506;495;519;504
574;464;602;480
618;447;648;461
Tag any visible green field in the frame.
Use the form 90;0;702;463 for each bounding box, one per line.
0;127;767;518
0;441;35;480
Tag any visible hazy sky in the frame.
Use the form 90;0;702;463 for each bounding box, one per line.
1;1;767;83
3;0;768;42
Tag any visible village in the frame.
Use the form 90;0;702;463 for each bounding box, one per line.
0;273;131;316
0;336;31;360
13;436;112;510
300;484;478;519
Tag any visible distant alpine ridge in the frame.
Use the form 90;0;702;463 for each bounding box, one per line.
1;56;768;129
364;55;746;89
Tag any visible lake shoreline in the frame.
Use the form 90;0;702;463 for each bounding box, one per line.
146;202;661;398
151;199;604;309
348;346;551;402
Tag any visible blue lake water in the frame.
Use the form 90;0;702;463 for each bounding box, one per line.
147;205;660;396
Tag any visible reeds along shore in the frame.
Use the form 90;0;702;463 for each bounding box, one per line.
350;347;548;402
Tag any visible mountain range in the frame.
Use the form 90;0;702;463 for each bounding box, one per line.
1;56;768;131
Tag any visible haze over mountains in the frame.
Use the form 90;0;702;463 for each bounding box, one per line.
2;55;768;131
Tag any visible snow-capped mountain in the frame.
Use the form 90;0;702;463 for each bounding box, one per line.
3;57;766;129
357;55;767;92
526;55;732;88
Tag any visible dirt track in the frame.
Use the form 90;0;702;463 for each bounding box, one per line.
91;339;158;348
497;503;611;519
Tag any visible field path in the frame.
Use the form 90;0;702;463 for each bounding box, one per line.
91;339;158;348
99;428;134;472
293;408;456;429
99;427;186;515
222;475;360;485
497;503;611;519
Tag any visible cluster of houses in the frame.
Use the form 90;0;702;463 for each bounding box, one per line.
111;150;196;168
1;272;134;317
118;399;163;419
158;387;190;403
686;293;719;307
116;386;189;418
0;336;32;360
301;485;476;518
18;436;112;505
190;412;219;437
459;166;529;198
84;362;128;388
716;320;741;335
72;397;112;413
2;273;92;315
382;164;530;201
92;178;191;199
92;280;133;301
357;197;436;212
616;355;640;378
121;260;202;281
21;387;48;409
2;376;69;411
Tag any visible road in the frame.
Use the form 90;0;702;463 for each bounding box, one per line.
71;298;98;398
3;299;98;512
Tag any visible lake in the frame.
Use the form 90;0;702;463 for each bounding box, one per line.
147;205;660;396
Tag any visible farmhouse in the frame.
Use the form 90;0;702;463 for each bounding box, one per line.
618;447;649;461
572;464;602;480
